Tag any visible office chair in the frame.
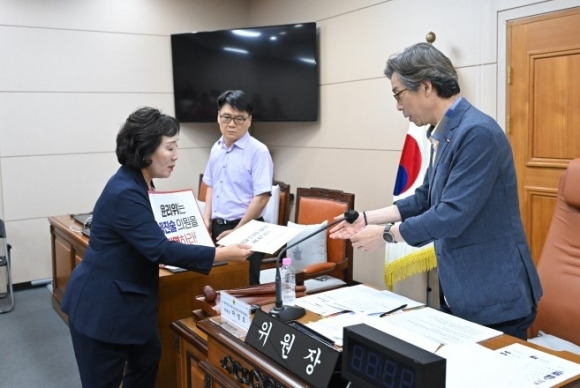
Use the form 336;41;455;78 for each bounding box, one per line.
294;187;355;286
529;159;580;353
273;180;292;227
260;187;355;293
262;180;292;226
0;219;14;313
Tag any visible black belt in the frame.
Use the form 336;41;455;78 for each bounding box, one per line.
212;218;241;225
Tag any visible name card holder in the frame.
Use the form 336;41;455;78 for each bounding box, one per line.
220;291;251;335
246;309;340;387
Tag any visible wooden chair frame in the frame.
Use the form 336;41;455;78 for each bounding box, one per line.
292;187;355;285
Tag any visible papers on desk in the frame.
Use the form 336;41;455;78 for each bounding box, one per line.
438;342;580;388
216;220;300;254
297;285;580;387
304;305;501;350
306;313;443;350
494;343;580;387
299;284;427;348
299;285;502;350
295;284;423;317
382;306;503;345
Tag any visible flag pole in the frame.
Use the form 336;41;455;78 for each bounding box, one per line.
425;31;436;305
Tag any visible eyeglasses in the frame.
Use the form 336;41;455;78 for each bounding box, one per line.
219;114;250;125
393;88;408;102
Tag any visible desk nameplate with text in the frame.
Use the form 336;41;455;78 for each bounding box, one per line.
220;291;251;333
246;309;340;387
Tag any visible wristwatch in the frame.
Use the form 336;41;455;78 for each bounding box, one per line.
383;224;397;243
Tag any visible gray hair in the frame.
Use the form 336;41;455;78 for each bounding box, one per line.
384;42;460;98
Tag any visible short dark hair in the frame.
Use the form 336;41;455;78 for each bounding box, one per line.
384;42;460;98
116;107;179;169
216;90;253;115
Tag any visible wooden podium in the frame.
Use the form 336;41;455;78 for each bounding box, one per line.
48;215;250;388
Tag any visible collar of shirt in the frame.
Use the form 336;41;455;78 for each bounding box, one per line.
428;97;462;146
428;123;442;152
218;131;251;151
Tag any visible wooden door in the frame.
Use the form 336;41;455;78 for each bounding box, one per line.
507;7;580;265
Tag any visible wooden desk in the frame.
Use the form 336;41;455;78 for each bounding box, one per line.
171;311;580;388
48;215;250;388
172;316;317;388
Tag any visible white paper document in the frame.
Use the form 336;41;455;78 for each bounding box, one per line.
494;343;580;386
216;219;301;254
306;313;441;351
363;315;444;353
384;306;502;345
298;285;500;353
437;342;580;388
295;284;423;317
438;343;531;387
305;312;362;347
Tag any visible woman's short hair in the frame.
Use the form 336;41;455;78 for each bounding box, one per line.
216;90;254;115
116;107;180;169
384;42;460;98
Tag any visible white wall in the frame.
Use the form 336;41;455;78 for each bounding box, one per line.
0;0;250;283
0;0;576;295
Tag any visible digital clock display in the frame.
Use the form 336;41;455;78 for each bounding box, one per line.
342;324;445;388
348;342;416;387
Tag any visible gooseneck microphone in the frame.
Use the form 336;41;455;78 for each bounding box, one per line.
269;210;359;321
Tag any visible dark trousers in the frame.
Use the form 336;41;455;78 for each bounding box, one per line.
69;323;161;388
212;218;264;285
439;301;537;340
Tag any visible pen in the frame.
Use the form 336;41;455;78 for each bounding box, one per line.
325;310;354;318
379;304;407;317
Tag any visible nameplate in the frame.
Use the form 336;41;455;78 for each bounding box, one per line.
246;309;339;387
220;291;251;332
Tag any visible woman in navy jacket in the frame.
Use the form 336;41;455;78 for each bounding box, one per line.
62;107;251;388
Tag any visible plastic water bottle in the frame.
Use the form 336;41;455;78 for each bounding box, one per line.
281;257;296;306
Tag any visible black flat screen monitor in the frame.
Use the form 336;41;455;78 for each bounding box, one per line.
171;22;318;122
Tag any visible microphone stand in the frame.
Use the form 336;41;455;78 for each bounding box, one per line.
269;210;358;322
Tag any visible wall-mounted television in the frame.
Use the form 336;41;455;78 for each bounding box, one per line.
171;22;318;123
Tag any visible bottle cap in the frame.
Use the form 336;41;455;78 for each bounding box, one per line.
282;257;292;266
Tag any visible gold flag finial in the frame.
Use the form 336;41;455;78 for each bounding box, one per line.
426;32;436;44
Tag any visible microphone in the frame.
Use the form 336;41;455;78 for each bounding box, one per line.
269;210;359;321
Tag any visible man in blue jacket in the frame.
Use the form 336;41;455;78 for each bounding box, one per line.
331;43;542;340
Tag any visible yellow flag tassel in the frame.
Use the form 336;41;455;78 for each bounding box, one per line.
384;245;437;290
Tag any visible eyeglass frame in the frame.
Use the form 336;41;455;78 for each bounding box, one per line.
219;113;251;125
393;88;408;102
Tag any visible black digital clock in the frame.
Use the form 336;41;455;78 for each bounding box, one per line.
342;324;445;388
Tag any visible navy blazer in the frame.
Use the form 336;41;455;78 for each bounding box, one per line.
62;166;215;344
396;98;542;325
